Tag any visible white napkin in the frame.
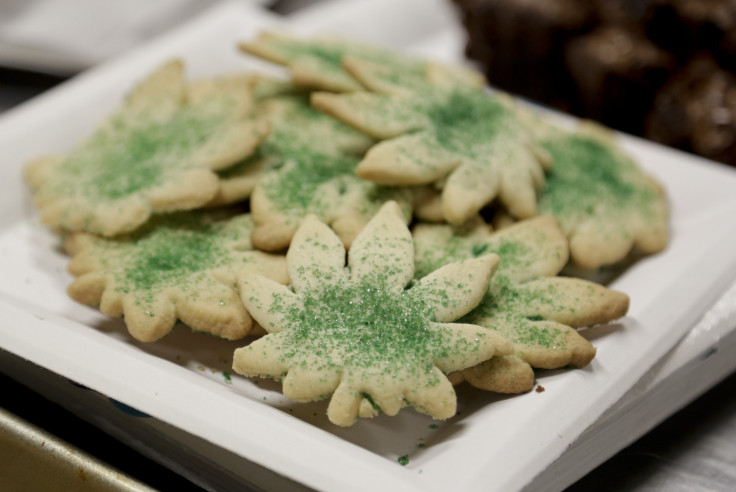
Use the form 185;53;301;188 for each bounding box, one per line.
0;0;219;74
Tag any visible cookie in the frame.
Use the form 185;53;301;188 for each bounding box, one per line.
341;53;486;96
459;355;536;394
412;184;446;223
253;79;375;156
245;85;412;251
25;60;267;237
233;201;512;426
312;85;551;225
413;215;629;393
239;30;483;95
206;152;268;208
204;76;284;208
533;121;670;269
240;31;370;92
65;210;288;342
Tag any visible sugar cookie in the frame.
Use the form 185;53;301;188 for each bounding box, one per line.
413;215;629;392
25;60;267;236
535;121;669;269
66;210;287;342
233;202;512;426
245;85;412;251
312;87;551;225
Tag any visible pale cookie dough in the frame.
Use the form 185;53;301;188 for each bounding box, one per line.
233;201;512;426
245;85;412;251
239;31;484;95
207;78;374;208
342;54;486;96
25;60;267;236
65;210;288;342
312;86;551;225
532;121;669;269
413;215;629;393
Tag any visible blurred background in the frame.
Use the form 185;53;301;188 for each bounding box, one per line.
453;0;736;167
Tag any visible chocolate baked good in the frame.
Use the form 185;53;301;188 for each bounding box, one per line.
453;0;594;112
591;0;663;29
565;25;674;135
646;54;736;165
451;0;736;166
648;0;736;69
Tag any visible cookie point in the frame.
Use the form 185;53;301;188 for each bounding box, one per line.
377;199;402;217
310;91;337;109
474;252;501;276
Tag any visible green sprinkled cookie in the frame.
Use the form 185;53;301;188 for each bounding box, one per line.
25;60;267;237
413;215;629;393
65;210;288;342
254;79;375;156
204;76;284;207
532;121;669;269
239;31;483;95
233;201;512;426
206;151;268;208
245;85;412;251
312;86;551;225
342;53;486;96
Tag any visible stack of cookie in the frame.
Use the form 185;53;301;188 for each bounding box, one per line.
23;32;669;427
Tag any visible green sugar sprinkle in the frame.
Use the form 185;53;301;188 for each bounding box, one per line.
124;224;226;291
263;149;359;212
415;244;467;280
273;39;346;69
398;455;410;466
254;96;401;216
424;88;510;155
270;37;420;83
511;323;565;349
262;97;354;152
415;224;575;350
59;108;223;202
416;233;532;283
471;243;491;257
492;240;529;265
465;282;566;349
268;281;475;380
88;212;253;298
483;277;552;314
222;99;332;181
539;135;658;219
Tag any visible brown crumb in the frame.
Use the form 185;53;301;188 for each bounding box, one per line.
535;385;546;393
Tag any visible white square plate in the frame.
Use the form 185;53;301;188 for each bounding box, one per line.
3;1;736;490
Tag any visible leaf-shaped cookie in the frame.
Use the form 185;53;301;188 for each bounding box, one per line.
342;53;486;96
207;78;374;208
413;215;629;393
239;31;483;94
533;121;669;269
244;87;412;251
312;86;551;225
65;210;288;342
25;60;267;236
233;201;512;426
